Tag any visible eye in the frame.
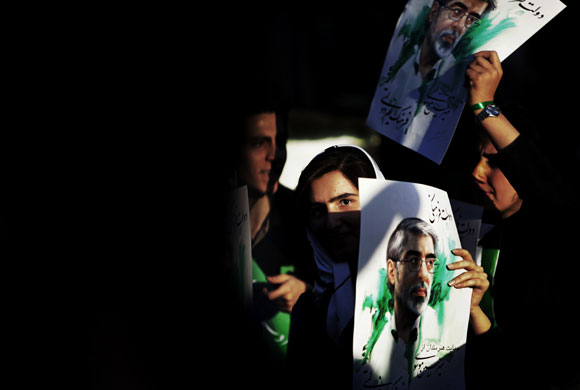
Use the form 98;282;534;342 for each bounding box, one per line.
340;198;353;206
482;153;498;168
466;15;480;26
408;257;422;267
309;204;326;218
451;7;464;16
248;137;271;150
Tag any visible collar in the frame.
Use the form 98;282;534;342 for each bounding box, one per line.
391;327;418;344
390;311;421;344
412;45;444;83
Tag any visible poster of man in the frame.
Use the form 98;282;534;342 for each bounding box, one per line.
366;0;566;164
353;178;471;390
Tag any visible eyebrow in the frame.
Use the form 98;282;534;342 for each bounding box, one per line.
403;250;437;259
449;2;483;17
329;193;358;203
248;135;273;143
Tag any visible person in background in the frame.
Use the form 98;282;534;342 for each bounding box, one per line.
235;103;314;390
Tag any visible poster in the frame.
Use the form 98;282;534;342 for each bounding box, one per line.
353;178;471;389
450;198;483;263
366;0;566;164
225;185;252;308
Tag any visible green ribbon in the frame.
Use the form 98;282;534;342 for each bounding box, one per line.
470;101;494;111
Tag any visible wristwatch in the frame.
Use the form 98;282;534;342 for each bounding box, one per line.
476;104;501;124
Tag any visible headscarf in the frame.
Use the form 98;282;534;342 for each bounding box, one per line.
305;145;385;343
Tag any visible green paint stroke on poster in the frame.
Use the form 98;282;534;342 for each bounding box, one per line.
453;12;517;63
360;268;394;365
381;4;431;85
429;238;457;327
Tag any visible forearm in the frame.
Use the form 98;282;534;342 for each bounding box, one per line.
472;110;520;151
469;306;491;335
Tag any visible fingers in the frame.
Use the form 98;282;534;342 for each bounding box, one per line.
265;274;307;313
467;53;502;80
468;55;502;77
466;50;502;105
447;248;489;289
450;248;473;262
473;50;501;66
266;274;292;284
448;270;489;289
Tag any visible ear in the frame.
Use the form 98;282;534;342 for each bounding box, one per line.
428;1;441;23
386;258;397;287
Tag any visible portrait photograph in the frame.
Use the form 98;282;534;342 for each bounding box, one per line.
366;0;566;164
353;178;471;389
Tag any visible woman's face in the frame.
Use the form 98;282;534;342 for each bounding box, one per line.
472;139;523;219
308;170;362;264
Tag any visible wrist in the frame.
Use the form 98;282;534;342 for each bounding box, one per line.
470;100;494;113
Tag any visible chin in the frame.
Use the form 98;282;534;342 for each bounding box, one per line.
407;297;428;316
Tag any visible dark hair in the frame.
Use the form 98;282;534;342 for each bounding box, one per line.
295;146;377;222
437;0;496;11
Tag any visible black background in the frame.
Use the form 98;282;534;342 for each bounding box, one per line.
22;4;574;389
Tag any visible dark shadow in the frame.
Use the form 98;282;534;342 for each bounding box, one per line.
354;179;421;389
354;343;468;389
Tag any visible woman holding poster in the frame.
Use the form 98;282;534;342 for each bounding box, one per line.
352;178;490;390
286;145;491;390
463;50;580;389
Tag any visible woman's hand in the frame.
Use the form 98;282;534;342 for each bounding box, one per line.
448;248;492;334
466;50;503;107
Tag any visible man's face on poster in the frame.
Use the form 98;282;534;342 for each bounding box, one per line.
390;234;437;317
427;0;488;59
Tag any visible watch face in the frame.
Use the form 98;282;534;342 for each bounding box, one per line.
486;104;501;116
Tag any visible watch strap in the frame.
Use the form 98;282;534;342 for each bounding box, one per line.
471;101;494;111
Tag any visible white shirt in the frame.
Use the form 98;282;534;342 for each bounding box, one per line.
355;305;463;389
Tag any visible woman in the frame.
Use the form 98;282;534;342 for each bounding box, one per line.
464;51;579;389
286;145;489;389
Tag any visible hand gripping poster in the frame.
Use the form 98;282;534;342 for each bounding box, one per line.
353;178;471;390
366;0;566;164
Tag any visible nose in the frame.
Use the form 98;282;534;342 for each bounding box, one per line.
325;210;344;232
417;260;431;282
472;157;489;185
266;142;276;162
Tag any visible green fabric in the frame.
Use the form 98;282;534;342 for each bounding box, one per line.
479;248;500;329
252;260;293;357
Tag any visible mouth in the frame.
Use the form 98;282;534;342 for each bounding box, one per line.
441;33;456;45
413;288;428;297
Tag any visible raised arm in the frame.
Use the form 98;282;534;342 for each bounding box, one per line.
466;50;519;151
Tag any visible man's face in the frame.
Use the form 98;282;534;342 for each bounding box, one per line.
389;234;436;317
239;112;277;195
427;0;488;59
472;138;523;219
